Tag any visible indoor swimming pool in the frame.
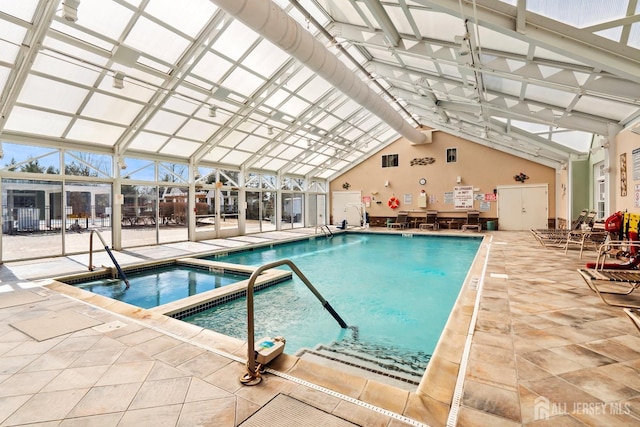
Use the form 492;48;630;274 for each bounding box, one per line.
72;232;481;381
185;233;481;369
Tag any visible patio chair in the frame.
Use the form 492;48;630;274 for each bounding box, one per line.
461;210;481;232
419;210;439;230
577;268;640;308
388;211;409;228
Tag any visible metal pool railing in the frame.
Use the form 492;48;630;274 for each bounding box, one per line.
88;229;131;289
241;258;348;385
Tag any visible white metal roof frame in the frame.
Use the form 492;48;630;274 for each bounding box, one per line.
0;0;638;181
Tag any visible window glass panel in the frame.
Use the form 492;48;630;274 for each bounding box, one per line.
144;0;217;37
122;158;155;181
64;151;112;178
159;162;188;183
1;142;60;174
261;174;277;189
245;173;260;188
2;178;63;260
196;166;216;184
121;184;157;247
212;20;259;61
219;169;239;187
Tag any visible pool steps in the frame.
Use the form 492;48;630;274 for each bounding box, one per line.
297;340;430;390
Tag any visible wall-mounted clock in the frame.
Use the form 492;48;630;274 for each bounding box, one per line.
419;178;427;185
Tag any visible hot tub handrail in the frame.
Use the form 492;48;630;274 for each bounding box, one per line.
242;258;347;385
88;230;130;289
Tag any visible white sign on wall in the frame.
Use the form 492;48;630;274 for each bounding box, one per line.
454;185;474;209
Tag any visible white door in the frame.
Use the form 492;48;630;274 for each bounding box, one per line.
317;194;326;226
332;191;361;226
497;185;548;230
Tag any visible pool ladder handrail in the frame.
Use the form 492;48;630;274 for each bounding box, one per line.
316;224;333;238
88;230;131;289
241;258;347;385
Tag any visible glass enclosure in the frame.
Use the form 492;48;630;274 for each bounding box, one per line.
0;143;326;261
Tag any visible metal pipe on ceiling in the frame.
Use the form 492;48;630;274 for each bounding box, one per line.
209;0;428;144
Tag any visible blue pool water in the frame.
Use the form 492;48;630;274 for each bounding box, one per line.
185;233;481;358
76;266;247;309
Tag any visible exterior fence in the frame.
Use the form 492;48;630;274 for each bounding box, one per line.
2;206;111;234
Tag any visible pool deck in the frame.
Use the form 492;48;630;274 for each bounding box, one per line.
1;228;640;426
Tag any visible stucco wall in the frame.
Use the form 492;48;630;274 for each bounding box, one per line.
330;130;557;223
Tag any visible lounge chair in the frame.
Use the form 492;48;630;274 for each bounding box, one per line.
531;210;597;248
577;268;640;308
461;210;481;232
564;229;609;258
419;210;439;230
388;211;409;228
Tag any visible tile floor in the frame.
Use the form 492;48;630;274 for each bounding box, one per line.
0;229;639;426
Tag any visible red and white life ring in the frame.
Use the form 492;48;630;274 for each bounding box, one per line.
388;196;400;209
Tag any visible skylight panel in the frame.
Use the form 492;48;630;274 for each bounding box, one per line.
66;119;125;146
400;55;438;73
218;131;246;149
386;4;413;35
575;95;638;121
190;51;234;84
237;135;269;152
0;66;9;94
124;16;190;64
202;146;230;163
0;21;26;63
221;68;265;97
477;27;530;56
127;131;169;152
176;119;218;141
296;76;333;103
483;75;523;98
411;10;463;41
1;0;38;22
549;130;592;152
4;107;72;136
629;22;640;49
262;158;288;171
162;96;199;116
18;75;88;113
31;54;101;86
279;96;311;117
144;110;187;135
144;0;217;38
42;37;111;68
80;93;144;125
221;149;252;165
212;20;260;62
67;0;133;41
284;146;307;160
243;39;291;78
50;21;114;51
524;84;575;108
526;0;627;29
285;66;316;91
160;138;201;157
315;0;365;26
510;120;552;134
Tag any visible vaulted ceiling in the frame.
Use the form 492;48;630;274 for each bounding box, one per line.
1;0;639;180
